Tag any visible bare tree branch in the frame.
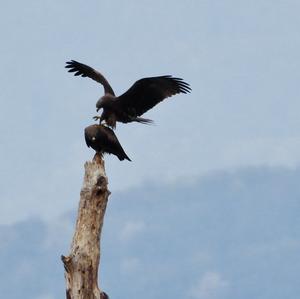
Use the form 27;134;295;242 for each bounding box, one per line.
62;154;110;299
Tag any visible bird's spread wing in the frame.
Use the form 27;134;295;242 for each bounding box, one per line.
116;76;191;116
65;60;115;95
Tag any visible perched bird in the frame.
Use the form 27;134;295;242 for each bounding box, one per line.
85;124;131;161
66;60;191;128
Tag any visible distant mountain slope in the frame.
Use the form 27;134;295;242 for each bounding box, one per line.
1;166;300;299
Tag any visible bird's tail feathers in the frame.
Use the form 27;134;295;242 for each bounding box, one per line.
118;153;132;162
124;154;132;162
135;117;154;125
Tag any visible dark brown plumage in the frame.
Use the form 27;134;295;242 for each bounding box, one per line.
85;124;131;161
100;292;109;299
66;60;191;128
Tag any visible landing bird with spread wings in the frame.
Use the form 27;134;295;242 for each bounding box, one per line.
85;124;131;161
66;60;191;129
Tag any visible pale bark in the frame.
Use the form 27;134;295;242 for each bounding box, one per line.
61;154;110;299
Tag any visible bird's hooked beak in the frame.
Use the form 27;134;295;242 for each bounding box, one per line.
96;98;103;112
96;105;103;112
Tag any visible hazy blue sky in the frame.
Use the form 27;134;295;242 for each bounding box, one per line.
1;0;300;224
0;1;298;218
1;1;300;299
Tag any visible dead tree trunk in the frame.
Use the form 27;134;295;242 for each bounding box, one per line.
61;154;110;299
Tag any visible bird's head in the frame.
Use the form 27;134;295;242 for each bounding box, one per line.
96;98;104;112
96;95;113;112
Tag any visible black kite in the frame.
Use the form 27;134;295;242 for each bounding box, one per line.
85;124;131;161
66;60;191;128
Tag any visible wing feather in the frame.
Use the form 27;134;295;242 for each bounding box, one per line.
101;126;131;161
65;60;115;95
116;76;191;116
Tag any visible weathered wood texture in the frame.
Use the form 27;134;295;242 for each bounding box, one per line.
62;154;110;299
